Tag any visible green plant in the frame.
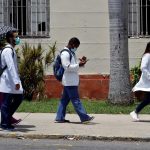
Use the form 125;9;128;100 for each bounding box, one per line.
18;42;56;100
44;41;56;67
130;62;141;87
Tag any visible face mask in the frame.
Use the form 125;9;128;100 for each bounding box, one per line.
15;37;20;45
71;48;77;52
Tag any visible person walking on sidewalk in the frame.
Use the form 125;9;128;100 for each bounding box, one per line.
0;38;21;126
130;42;150;121
0;30;23;130
55;37;94;123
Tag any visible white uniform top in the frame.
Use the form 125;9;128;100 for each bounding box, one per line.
133;53;150;92
0;44;23;94
61;47;79;86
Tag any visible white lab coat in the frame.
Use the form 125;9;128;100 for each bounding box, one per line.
0;44;23;94
61;47;79;86
133;53;150;92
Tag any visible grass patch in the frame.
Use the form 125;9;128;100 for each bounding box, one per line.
17;99;150;114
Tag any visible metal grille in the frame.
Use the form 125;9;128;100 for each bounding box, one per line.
128;0;150;38
0;0;50;37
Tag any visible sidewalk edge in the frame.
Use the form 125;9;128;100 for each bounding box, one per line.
0;133;150;142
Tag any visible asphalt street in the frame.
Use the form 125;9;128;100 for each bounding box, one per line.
0;138;150;150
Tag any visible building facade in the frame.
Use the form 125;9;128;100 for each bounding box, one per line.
1;0;149;74
0;0;150;99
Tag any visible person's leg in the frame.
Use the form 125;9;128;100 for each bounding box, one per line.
67;86;92;122
0;92;21;125
0;92;3;107
135;92;150;113
130;92;150;121
10;94;23;116
1;93;13;128
55;87;70;121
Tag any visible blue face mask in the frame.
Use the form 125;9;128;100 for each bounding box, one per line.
15;37;20;45
71;48;77;52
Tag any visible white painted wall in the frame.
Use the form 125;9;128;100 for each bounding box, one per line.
50;0;110;75
19;0;150;75
129;38;150;68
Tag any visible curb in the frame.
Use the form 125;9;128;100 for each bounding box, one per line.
0;133;150;142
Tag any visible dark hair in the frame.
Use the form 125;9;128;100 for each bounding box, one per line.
68;37;80;46
143;42;150;55
6;30;18;43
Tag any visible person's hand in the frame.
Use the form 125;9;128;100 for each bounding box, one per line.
81;56;87;61
79;60;86;67
79;56;89;67
15;84;20;90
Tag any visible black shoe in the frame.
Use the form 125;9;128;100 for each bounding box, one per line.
55;119;70;123
82;116;95;124
1;125;15;131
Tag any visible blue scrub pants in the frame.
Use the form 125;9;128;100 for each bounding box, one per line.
56;86;90;122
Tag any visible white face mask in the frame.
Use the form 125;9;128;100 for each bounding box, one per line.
71;48;77;52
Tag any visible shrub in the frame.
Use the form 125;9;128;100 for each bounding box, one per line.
130;62;141;87
18;42;56;100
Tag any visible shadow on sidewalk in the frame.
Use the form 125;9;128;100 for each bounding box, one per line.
139;120;150;123
14;125;36;132
67;122;99;125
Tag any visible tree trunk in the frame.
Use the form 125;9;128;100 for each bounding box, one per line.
108;0;133;105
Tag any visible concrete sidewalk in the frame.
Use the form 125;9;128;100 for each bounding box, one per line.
0;113;150;141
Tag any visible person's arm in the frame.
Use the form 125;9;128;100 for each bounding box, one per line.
141;54;150;80
3;48;21;89
61;51;79;72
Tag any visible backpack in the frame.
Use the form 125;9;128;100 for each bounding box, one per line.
0;47;14;77
53;49;72;81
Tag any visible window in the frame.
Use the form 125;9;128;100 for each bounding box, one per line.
128;0;150;37
0;0;50;37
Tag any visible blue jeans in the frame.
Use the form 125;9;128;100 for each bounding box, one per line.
1;93;23;126
55;86;90;122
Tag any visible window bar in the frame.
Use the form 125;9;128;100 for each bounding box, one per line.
2;0;4;25
26;0;28;35
31;0;32;36
11;0;13;27
21;0;23;35
36;0;38;36
45;0;47;35
131;0;134;36
40;0;42;36
17;0;18;30
136;0;139;37
128;1;130;36
7;0;9;26
146;0;148;36
140;0;143;35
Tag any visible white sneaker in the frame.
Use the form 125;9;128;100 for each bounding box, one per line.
130;111;140;121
